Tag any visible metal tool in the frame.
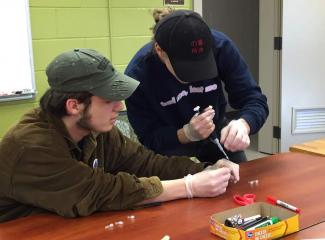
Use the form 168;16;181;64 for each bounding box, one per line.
194;106;230;160
209;133;230;160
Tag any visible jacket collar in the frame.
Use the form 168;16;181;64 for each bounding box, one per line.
40;109;99;162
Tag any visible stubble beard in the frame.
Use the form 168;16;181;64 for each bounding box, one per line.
76;109;93;132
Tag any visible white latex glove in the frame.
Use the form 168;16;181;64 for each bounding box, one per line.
188;168;231;197
183;106;215;141
220;119;250;152
204;159;240;183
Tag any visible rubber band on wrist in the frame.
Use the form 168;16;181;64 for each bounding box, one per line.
184;174;194;199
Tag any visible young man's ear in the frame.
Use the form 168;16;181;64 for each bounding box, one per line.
65;99;82;115
154;42;167;62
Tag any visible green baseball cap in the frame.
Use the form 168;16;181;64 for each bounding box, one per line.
46;48;139;101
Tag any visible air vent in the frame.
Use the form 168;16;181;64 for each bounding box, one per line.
292;107;325;134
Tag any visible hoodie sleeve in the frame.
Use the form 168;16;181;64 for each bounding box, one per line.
214;31;269;134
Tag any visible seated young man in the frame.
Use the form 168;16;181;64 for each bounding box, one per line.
0;49;239;222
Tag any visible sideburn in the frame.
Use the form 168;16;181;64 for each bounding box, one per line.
76;101;92;131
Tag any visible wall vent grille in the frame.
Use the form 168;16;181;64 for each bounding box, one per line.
292;107;325;134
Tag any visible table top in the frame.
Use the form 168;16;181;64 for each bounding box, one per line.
290;138;325;156
0;152;325;240
284;222;325;239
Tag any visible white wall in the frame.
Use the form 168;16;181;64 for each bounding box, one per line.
193;0;202;16
0;0;35;98
281;0;325;151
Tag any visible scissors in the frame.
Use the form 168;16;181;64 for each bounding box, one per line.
233;193;256;206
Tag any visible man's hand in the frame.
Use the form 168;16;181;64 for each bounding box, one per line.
191;168;231;197
205;159;240;183
138;168;231;204
182;106;215;142
220;119;250;152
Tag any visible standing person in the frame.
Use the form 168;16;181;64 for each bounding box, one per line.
0;49;238;223
125;9;269;163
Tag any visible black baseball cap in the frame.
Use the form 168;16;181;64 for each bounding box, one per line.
154;10;218;83
46;49;139;101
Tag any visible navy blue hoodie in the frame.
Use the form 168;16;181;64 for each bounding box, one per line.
125;30;268;155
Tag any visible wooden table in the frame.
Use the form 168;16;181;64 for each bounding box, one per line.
0;152;325;240
284;222;325;239
290;138;325;156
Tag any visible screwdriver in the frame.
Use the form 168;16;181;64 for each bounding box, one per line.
193;106;230;160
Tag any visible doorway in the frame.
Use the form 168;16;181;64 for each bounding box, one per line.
197;0;281;154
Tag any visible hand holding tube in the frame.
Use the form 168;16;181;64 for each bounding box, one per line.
185;168;231;198
204;159;240;183
183;106;215;141
220;119;250;152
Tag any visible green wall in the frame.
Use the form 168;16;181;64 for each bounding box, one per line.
0;0;192;139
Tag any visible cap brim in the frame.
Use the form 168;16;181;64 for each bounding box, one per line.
170;50;218;83
90;72;139;101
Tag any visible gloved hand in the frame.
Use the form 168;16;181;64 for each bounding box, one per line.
204;159;240;183
183;106;215;141
190;168;231;197
220;119;250;152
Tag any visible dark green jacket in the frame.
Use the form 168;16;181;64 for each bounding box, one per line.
0;108;205;222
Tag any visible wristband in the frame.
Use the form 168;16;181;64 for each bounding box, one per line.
184;174;194;199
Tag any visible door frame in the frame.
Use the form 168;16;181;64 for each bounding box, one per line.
258;0;281;154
